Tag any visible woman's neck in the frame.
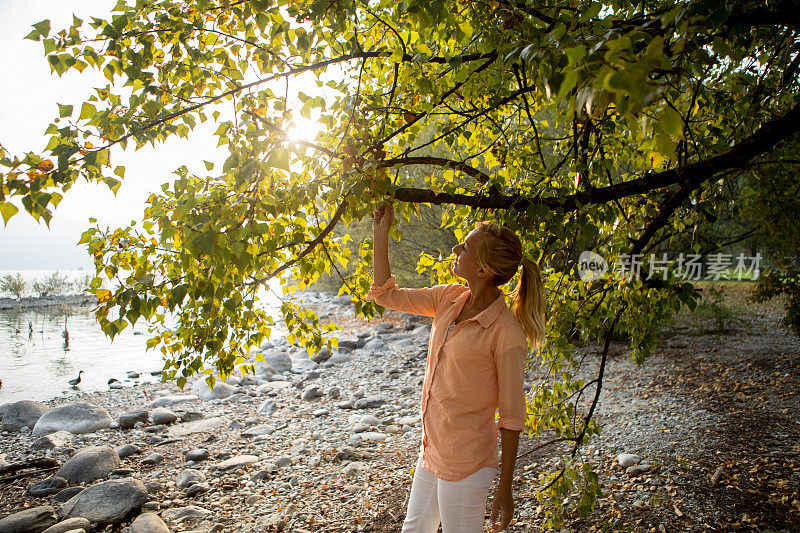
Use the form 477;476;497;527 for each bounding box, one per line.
465;281;502;313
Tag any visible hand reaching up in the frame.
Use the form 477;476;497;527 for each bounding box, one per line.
372;203;394;236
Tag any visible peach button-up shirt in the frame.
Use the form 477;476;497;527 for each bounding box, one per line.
366;275;528;481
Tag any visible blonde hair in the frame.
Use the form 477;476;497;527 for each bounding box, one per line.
474;221;546;350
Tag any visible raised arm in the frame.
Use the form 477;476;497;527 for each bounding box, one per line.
372;204;393;286
366;204;458;317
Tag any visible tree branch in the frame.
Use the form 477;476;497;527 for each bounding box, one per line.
391;104;800;215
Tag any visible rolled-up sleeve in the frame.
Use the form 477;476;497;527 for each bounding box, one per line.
494;329;528;431
366;275;452;318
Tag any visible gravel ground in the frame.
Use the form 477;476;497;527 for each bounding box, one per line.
1;284;798;532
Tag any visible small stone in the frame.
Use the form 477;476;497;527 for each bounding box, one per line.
301;385;320;400
176;469;206;489
28;476;68;497
150;407;178;426
141;452;165;465
354;396;385;409
50;487;83;504
384;424;402;434
336;401;354;409
185;483;210;497
313;409;329;417
115;444;142;459
214;455;259;471
118;409;149;430
185;449;209;462
341;461;368;477
617;453;641;468
359;431;387;441
130;512;169;533
161;505;211;522
626;464;653;477
274;457;292;468
344;484;363;494
40;517;92;533
241;424;275;438
179;411;205;422
257;400;277;416
352;422;369;433
245;494;264;505
32;431;73;451
147;395;199;409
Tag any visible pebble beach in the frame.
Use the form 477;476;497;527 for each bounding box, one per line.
1;287;799;532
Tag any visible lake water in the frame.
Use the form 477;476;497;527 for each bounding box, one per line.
0;270;286;404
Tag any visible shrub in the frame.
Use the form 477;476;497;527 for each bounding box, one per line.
0;273;26;299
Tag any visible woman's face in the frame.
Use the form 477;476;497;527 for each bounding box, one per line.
451;228;485;280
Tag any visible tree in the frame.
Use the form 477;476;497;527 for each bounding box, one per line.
2;0;798;527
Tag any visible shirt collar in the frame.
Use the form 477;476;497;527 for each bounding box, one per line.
452;289;507;329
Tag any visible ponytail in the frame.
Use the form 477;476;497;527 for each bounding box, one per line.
512;257;546;351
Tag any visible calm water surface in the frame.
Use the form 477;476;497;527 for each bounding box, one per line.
0;270;286;403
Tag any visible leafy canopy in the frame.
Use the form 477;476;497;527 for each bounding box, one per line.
2;0;799;527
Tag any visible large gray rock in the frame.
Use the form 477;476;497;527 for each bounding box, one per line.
40;517;92;533
191;379;236;401
58;478;148;523
260;350;292;373
2;400;49;432
117;409;148;429
0;506;57;533
56;446;120;485
32;403;112;436
130;512;170;533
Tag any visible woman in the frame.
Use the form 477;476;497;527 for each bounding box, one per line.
367;204;546;533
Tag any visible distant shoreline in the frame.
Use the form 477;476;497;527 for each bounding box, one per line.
0;294;97;311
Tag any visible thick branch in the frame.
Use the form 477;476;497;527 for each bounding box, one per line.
392;104;800;214
379;156;491;183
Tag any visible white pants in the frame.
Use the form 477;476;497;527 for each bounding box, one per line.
401;452;497;533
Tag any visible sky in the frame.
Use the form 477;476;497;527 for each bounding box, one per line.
0;0;325;270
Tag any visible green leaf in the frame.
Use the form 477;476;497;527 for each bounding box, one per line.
658;108;684;138
565;45;586;66
266;147;290;171
0;203;19;226
58;103;73;118
80;102;97;120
